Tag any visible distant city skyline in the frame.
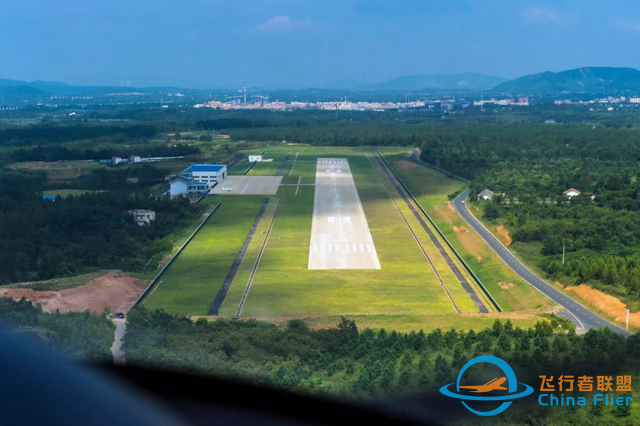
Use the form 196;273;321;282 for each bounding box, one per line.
3;1;640;89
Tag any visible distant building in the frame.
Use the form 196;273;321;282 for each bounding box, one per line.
170;177;209;197
42;195;56;201
544;119;556;125
127;209;156;226
130;155;141;163
630;97;640;104
563;188;581;198
478;189;495;201
99;159;111;164
112;156;122;165
180;164;227;188
249;155;263;162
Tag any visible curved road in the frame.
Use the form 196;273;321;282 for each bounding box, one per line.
452;188;630;335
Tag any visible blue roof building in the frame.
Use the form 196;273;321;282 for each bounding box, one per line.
179;163;227;188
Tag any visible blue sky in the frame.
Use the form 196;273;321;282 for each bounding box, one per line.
2;0;640;88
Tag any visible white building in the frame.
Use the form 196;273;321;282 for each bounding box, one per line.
249;155;263;162
127;209;155;226
478;189;495;201
130;155;141;163
180;164;227;188
170;177;209;197
630;97;640;104
563;188;581;198
112;156;122;165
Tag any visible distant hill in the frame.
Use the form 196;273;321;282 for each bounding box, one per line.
374;72;507;90
493;67;640;94
329;73;507;91
0;84;44;97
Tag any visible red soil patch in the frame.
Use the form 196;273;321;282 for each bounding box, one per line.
566;284;640;328
496;225;512;246
447;202;455;212
453;225;469;233
0;272;144;314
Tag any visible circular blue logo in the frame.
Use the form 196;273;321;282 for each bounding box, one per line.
439;355;534;416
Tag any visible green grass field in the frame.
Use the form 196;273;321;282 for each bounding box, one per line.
225;148;474;318
143;196;266;315
385;152;552;312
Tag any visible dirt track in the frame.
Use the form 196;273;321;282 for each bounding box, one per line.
0;272;144;314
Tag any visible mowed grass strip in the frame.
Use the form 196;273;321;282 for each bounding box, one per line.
385;153;552;312
218;197;280;317
367;155;478;313
144;196;266;315
240;153;456;317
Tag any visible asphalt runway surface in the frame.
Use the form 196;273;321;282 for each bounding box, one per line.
451;188;630;335
308;158;381;270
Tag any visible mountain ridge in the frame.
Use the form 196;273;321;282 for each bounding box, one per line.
493;67;640;94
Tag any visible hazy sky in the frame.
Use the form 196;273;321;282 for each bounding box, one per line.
2;0;640;88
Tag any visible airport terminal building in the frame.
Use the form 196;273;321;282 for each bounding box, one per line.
180;164;227;188
170;163;227;197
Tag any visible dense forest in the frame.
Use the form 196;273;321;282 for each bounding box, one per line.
0;168;203;283
123;308;640;424
415;123;640;306
0;298;114;361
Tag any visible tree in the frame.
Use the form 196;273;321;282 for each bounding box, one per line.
498;332;512;352
434;355;452;384
504;319;513;335
380;360;395;391
492;319;503;337
614;402;631;418
452;344;467;368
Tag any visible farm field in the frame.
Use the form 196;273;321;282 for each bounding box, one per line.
143;196;266;315
385;152;552;313
222;147;480;318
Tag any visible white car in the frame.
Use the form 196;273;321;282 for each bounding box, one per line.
223;188;233;191
461;200;465;204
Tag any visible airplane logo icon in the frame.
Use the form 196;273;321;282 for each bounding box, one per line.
459;377;508;393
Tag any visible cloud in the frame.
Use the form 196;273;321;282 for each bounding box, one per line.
521;6;577;27
523;6;557;22
613;18;640;32
253;15;319;33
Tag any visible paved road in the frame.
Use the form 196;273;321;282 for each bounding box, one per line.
111;318;126;365
451;188;630;335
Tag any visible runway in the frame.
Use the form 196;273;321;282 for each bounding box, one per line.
308;158;381;270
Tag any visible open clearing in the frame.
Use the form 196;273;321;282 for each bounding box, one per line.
0;272;144;314
309;158;380;270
